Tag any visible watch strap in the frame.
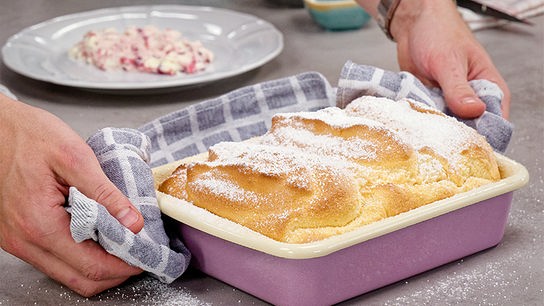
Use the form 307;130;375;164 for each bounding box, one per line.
376;0;403;41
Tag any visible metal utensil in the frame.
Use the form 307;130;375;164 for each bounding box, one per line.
456;0;533;25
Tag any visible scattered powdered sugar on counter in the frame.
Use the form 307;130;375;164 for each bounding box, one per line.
0;276;211;306
59;276;211;305
116;277;211;306
381;253;535;306
69;25;213;75
376;201;543;306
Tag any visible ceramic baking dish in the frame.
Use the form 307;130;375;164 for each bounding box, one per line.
153;153;528;306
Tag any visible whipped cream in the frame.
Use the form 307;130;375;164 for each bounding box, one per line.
69;25;214;75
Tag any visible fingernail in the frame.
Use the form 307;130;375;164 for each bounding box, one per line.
461;97;479;104
116;207;139;228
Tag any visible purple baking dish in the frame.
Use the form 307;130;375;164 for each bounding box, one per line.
154;153;528;306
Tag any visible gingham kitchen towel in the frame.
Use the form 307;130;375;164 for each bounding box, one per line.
66;61;512;284
139;72;336;167
336;61;512;152
68;128;191;283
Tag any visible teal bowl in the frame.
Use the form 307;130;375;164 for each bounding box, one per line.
304;0;371;31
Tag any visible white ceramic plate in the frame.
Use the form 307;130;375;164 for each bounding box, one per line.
1;5;283;90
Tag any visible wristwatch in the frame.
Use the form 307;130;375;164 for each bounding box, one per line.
376;0;403;41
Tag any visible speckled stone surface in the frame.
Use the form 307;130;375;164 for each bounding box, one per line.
1;1;542;305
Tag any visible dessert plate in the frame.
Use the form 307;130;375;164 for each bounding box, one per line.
1;5;283;90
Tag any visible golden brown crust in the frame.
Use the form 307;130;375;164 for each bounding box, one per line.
157;165;188;200
158;97;501;243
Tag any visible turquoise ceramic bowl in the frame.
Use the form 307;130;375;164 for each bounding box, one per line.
304;0;371;31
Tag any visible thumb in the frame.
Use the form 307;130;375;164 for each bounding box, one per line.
58;145;145;234
437;68;486;119
83;179;145;234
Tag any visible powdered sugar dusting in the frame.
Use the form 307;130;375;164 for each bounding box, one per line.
263;126;380;162
206;141;356;191
345;97;479;164
163;95;499;243
277;106;385;130
190;171;261;204
209;142;314;181
417;153;448;183
185;96;494;214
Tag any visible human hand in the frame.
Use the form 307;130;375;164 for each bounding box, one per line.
389;0;511;119
0;94;144;297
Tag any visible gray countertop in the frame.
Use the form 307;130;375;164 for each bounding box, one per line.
1;1;543;305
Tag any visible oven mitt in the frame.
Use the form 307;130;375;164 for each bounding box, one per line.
67;128;190;283
336;60;512;152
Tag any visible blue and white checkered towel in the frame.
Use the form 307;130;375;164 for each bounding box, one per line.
139;71;335;167
66;61;512;284
68;128;190;283
337;61;512;152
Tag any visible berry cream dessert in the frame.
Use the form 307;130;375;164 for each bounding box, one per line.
69;25;214;75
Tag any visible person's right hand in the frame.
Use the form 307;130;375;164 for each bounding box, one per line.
0;94;144;297
389;0;511;119
355;0;511;120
